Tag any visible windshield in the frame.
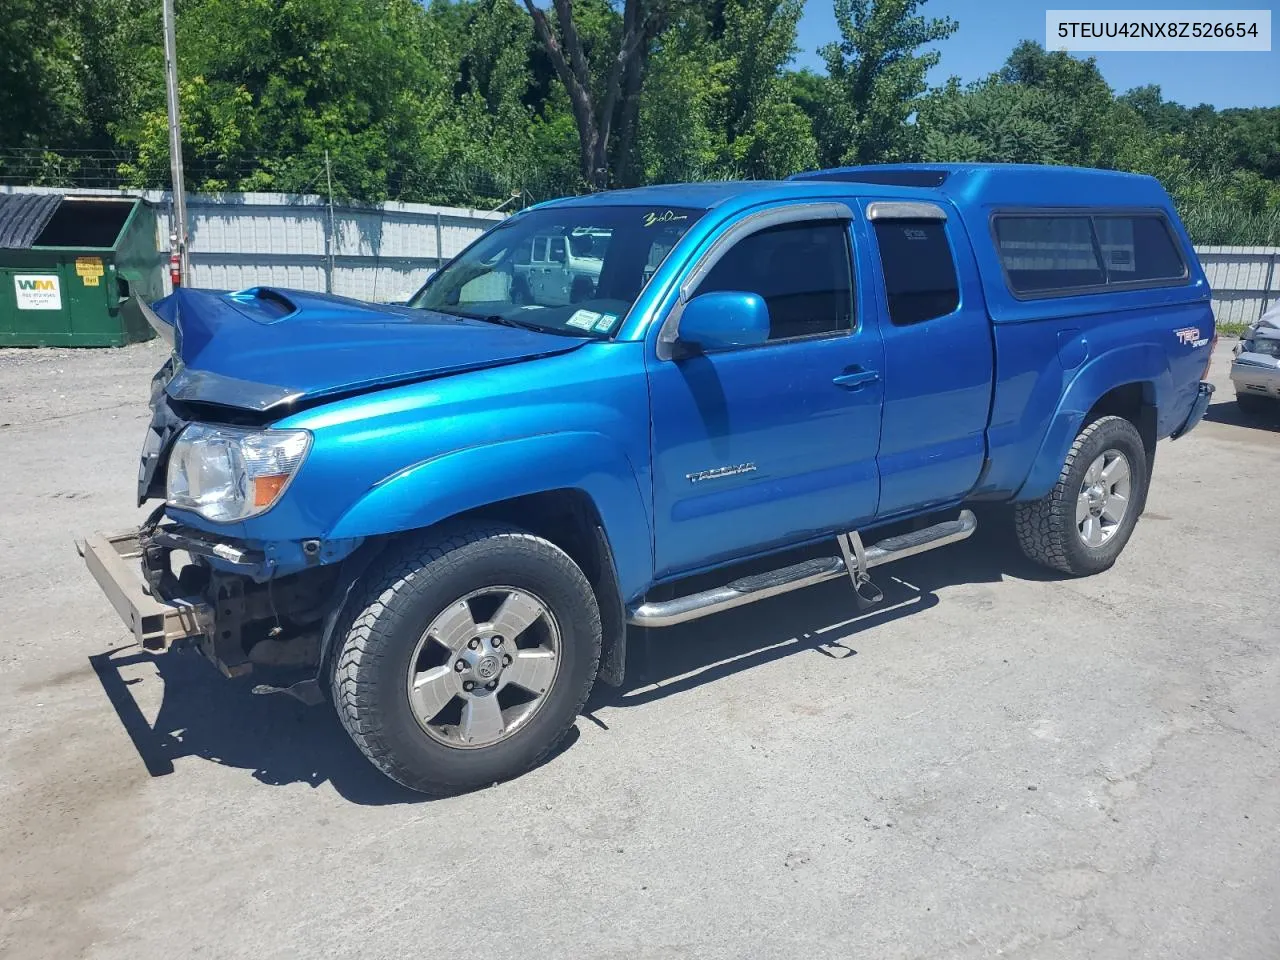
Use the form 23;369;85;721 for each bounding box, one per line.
1242;336;1280;358
407;204;705;337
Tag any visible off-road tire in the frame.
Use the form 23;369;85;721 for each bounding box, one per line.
330;522;601;796
1014;416;1149;577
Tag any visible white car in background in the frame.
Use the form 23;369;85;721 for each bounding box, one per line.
1231;304;1280;414
511;230;605;306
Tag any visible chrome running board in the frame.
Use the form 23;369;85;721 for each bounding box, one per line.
627;510;976;628
861;509;978;567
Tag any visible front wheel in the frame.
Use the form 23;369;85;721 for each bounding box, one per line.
1014;415;1150;577
331;523;601;795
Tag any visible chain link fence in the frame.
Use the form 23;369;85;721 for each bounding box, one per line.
0;148;582;210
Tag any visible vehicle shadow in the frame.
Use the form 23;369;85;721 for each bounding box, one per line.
89;522;1056;805
590;520;1052;711
1201;397;1280;432
90;646;440;806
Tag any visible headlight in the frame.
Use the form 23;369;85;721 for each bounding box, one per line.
166;424;311;522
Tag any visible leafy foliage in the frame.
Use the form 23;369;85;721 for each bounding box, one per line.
913;42;1280;243
1;0;1276;243
638;0;815;182
816;0;957;165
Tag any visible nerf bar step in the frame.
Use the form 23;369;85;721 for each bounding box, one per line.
627;510;976;628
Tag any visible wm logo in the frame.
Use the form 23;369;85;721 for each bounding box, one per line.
16;279;56;291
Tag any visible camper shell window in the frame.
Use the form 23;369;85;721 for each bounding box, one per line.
992;209;1188;299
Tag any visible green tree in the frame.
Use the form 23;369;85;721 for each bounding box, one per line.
996;41;1113;166
713;0;816;177
917;42;1121;169
638;0;815;182
117;0;454;201
0;0;155;160
918;78;1063;164
424;0;575;202
520;0;665;189
817;0;958;165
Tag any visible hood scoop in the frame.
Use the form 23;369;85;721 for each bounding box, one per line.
225;286;300;323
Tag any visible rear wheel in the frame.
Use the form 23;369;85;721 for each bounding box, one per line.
331;523;601;795
1014;416;1150;576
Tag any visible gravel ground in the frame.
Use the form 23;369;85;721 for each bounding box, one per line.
1;337;1277;960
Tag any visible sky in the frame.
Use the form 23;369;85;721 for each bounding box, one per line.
794;0;1280;109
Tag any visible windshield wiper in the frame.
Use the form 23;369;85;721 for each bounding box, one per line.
428;307;539;330
433;307;587;337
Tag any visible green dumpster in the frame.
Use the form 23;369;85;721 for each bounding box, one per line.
0;194;164;347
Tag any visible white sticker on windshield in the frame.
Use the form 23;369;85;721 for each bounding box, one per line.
521;304;547;310
594;313;619;333
566;309;601;330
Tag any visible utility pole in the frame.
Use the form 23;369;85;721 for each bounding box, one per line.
324;150;336;294
162;0;189;285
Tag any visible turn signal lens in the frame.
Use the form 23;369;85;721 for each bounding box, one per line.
253;473;289;507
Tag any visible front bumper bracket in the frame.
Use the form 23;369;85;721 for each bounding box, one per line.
77;531;212;651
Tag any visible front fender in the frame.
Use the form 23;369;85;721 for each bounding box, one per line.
1015;343;1169;501
326;432;653;600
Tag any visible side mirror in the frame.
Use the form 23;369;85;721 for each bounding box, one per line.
677;291;770;353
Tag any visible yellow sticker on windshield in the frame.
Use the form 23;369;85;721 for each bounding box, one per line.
643;210;690;228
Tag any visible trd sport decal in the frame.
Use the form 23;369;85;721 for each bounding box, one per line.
1173;326;1209;348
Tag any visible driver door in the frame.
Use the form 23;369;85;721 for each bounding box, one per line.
647;204;885;579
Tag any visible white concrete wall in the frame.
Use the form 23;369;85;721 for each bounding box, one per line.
4;185;1277;322
2;186;508;303
1195;246;1280;327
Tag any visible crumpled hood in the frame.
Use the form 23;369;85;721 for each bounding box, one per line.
147;287;589;413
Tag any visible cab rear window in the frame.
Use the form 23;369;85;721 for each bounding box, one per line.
993;212;1187;297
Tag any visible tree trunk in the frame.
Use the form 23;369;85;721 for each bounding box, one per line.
612;8;661;187
523;0;647;192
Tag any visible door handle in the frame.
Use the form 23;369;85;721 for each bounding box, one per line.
832;369;880;390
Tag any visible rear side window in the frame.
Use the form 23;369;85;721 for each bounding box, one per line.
994;212;1187;296
872;220;960;325
994;216;1104;294
1093;216;1186;282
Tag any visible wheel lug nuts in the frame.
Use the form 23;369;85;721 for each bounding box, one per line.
468;638;481;650
492;636;504;648
502;654;512;666
485;680;497;690
454;660;466;672
463;681;475;692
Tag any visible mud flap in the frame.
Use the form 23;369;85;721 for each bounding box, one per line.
591;525;628;688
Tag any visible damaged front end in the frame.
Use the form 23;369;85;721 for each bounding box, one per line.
80;285;584;702
77;522;337;691
79;304;361;703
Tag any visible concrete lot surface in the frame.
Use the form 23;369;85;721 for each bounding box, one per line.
1;338;1277;960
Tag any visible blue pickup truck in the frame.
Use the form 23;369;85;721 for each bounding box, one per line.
81;163;1216;795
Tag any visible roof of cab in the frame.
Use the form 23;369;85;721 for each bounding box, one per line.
534;162;1174;215
788;163;1173;210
